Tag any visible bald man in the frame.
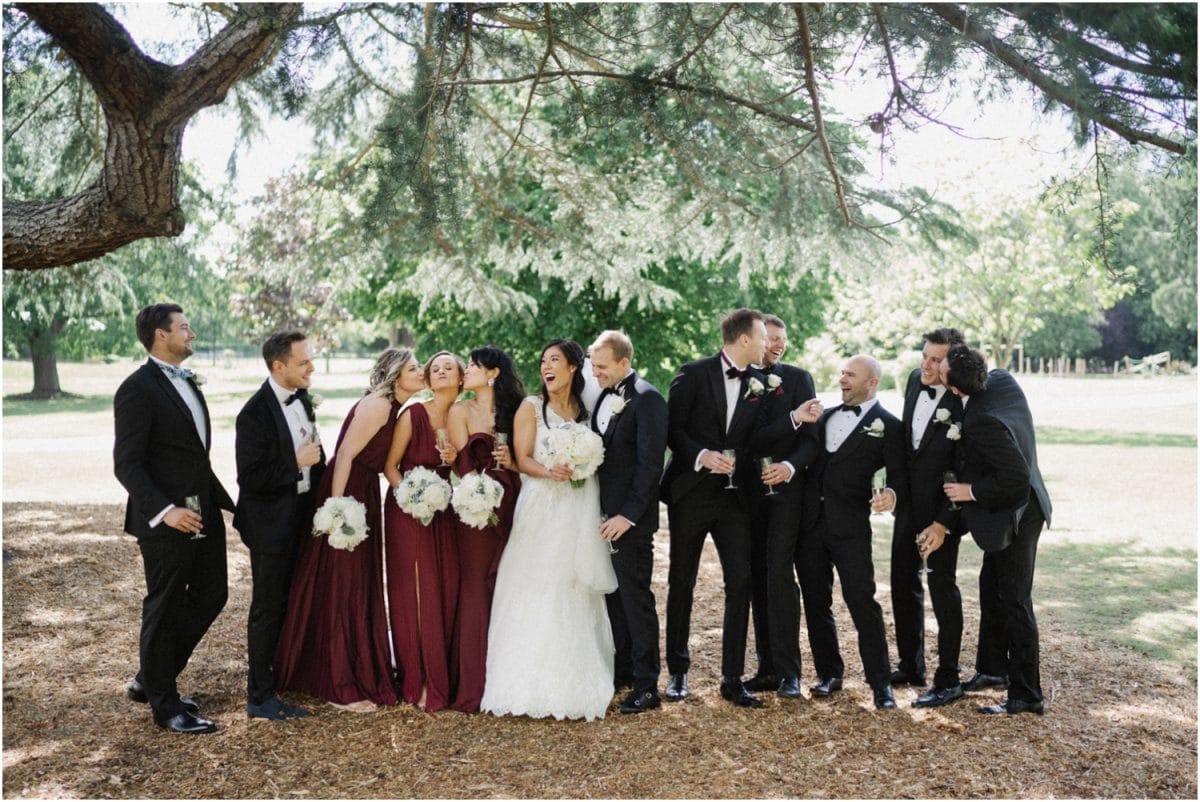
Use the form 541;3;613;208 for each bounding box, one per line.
796;355;906;709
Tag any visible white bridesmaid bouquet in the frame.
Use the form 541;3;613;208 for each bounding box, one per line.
311;496;369;552
545;422;605;488
393;466;452;525
450;471;506;529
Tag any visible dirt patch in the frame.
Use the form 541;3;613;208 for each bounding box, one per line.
3;503;1195;799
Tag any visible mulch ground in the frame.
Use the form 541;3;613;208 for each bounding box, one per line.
2;502;1195;799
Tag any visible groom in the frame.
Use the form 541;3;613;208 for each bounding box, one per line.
114;303;234;734
233;331;325;720
589;331;668;714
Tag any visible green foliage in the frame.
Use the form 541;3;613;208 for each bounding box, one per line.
1023;309;1103;360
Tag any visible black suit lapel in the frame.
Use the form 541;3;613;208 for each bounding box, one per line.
146;361;206;451
902;378;920;452
727;367;765;441
262;381;298;469
831;405;881;463
707;357;728;442
914;393;953;456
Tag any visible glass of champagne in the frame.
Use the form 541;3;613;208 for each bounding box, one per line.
600;514;617;554
436;428;451;467
943;470;962;511
494;431;509;470
871;472;886;515
917;533;932;577
760;457;777;496
721;449;737;490
184;495;205;541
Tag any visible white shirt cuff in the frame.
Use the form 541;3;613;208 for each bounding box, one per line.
149;504;174;528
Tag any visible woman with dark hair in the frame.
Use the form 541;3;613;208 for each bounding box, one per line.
384;351;464;712
275;347;425;711
481;339;618;721
445;346;525;712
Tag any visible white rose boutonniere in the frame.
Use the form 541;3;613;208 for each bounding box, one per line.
744;377;765;399
309;393;324;409
934;408;950;424
609;395;627;415
946;422;962;441
190;372;207;386
860;418;886;438
766;374;782;390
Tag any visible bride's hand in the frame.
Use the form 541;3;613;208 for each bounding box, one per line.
547;463;573;482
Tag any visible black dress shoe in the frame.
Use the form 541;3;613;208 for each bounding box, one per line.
962;672;1009;692
128;680;199;714
913;684;964;708
247;696;311;720
873;685;897;709
719;678;764;709
776;676;802;699
664;673;688;702
889;668;926;687
809;677;843;697
744;672;778;692
979;698;1044;716
156;711;217;734
619;689;662;714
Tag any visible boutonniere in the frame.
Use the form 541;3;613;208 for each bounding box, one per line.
190;372;207;386
860;418;885;438
744;377;765;399
609;395;627;415
934;408;951;424
310;393;325;409
946;422;961;441
766;374;782;393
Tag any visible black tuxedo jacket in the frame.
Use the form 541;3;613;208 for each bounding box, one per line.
661;353;766;506
895;368;965;536
233;381;327;553
957;369;1052;552
114;360;234;540
748;362;819;500
592;371;668;528
801;402;906;537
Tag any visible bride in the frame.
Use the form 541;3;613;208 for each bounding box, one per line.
481;339;618;721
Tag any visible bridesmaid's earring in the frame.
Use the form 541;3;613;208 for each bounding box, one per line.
487;378;495;387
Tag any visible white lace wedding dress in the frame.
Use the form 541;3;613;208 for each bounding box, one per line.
481;396;618;721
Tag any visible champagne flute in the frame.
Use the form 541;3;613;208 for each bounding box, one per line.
721;449;737;490
184;495;206;541
917;533;932;577
943;470;962;511
436;428;451;467
600;514;618;554
871;472;886;515
494;431;509;470
760;456;778;496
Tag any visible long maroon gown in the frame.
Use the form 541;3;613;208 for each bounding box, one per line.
448;433;520;712
274;398;399;706
385;403;458;712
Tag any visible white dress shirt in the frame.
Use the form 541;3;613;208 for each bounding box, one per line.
910;383;948;449
695;351;746;472
824;397;879;453
269;377;316;494
594;369;633;435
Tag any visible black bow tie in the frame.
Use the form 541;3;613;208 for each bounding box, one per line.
841;404;862;416
285;388;315;421
921;385;936;399
725;366;751;381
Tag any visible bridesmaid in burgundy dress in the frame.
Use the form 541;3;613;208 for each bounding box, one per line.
446;346;525;712
275;347;426;712
384;351;462;711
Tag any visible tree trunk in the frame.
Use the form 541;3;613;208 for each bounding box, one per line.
4;3;301;271
26;320;65;398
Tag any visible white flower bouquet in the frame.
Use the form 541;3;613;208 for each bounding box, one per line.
545;422;605;488
451;471;505;529
311;496;369;551
393;466;452;525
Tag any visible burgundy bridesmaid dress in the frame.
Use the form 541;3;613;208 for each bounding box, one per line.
385;403;459;711
448;433;520;712
275;399;399;706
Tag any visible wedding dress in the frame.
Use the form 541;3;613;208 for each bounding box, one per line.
481;396;617;721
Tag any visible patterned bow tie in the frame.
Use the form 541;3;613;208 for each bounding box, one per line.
159;363;194;381
841;404;862;416
285;388;316;422
921;385;936;399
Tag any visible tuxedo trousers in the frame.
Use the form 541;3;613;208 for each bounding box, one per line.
137;530;229;722
761;491;807;680
747;493;774;675
246;492;309;705
796;516;891;689
975;493;1045;703
605;515;661;693
665;480;752;678
890;524;963;689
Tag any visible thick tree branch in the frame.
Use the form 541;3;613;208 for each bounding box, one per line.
4;2;300;271
794;4;853;227
926;3;1188;154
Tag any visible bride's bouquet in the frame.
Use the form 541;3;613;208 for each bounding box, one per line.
450;471;506;529
311;496;369;551
393;466;452;525
545;422;605;488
